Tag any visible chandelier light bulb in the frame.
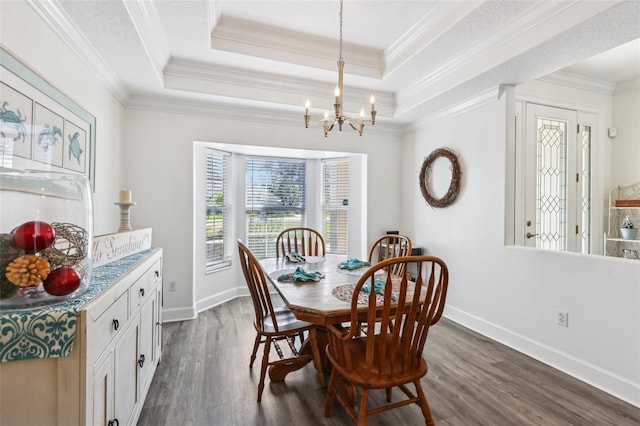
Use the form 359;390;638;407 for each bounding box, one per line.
324;111;329;119
360;108;365;118
305;99;310;109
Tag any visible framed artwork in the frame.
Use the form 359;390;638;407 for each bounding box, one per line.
0;47;96;190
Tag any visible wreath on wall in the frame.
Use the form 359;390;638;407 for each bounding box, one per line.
419;147;462;208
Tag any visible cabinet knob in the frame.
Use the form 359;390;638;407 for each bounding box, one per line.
155;270;160;278
112;319;119;331
108;419;119;426
138;354;145;368
140;288;145;297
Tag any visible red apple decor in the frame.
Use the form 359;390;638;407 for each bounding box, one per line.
3;221;87;299
12;221;56;252
43;267;81;296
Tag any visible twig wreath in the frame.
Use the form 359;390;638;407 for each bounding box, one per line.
419;147;461;208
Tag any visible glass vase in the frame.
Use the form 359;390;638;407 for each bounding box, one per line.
0;169;93;309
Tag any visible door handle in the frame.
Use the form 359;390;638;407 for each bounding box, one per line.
526;232;539;239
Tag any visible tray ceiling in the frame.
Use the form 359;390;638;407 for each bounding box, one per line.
30;0;640;126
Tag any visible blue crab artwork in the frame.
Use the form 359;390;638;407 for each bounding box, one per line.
0;102;27;142
68;131;83;164
37;124;62;152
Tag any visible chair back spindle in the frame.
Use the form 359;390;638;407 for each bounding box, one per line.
368;234;412;277
276;227;326;257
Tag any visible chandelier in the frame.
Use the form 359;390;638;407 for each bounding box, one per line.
304;0;376;137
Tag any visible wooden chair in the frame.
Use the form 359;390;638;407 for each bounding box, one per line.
324;255;449;425
368;234;412;278
237;240;325;402
276;227;326;258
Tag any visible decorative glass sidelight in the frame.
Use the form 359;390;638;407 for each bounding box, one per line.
536;118;567;251
579;125;592;253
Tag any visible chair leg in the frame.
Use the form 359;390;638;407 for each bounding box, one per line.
308;328;325;387
357;388;369;426
414;380;435;426
250;333;261;368
257;336;272;403
386;387;392;402
324;369;338;417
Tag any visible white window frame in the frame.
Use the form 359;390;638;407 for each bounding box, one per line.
322;158;350;254
205;148;231;271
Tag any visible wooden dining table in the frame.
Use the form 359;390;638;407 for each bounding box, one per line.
260;253;362;374
259;253;426;375
260;254;361;325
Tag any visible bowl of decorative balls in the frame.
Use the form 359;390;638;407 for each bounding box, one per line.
0;170;93;309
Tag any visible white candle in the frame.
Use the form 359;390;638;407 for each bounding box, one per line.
119;189;132;203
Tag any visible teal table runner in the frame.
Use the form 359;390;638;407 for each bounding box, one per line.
0;248;156;363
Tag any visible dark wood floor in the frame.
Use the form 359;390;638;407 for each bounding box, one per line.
139;297;639;425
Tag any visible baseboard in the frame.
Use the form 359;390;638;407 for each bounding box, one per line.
444;305;640;408
162;306;197;323
194;286;250;315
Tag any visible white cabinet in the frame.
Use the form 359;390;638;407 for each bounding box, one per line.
0;248;163;426
605;183;640;258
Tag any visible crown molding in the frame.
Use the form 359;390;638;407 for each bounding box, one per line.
539;71;616;95
27;0;130;103
407;85;503;130
211;15;383;79
121;0;169;86
614;78;640;95
126;93;401;135
405;1;582;95
396;0;611;114
164;58;395;117
383;1;482;77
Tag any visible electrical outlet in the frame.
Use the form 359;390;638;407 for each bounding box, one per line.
557;310;569;327
168;281;177;292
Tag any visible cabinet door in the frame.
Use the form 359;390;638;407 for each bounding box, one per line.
92;352;114;426
139;293;156;392
155;284;163;362
114;318;139;426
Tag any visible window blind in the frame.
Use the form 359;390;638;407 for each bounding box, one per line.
205;148;231;270
245;157;306;258
323;158;349;254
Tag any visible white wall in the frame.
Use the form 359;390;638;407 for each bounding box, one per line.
123;106;403;320
1;1;124;234
611;85;640;187
402;93;640;407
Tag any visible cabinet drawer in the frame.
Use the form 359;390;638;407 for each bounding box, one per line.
130;273;150;313
150;259;162;287
89;292;129;358
130;260;162;312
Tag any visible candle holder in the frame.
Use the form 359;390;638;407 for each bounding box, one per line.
114;202;136;232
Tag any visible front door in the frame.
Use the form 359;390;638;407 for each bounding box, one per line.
523;103;589;252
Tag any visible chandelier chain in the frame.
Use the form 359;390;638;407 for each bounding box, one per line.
339;0;343;60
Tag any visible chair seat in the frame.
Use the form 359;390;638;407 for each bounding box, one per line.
328;335;428;389
263;308;313;334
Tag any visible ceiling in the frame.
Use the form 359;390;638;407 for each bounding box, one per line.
34;0;640;128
